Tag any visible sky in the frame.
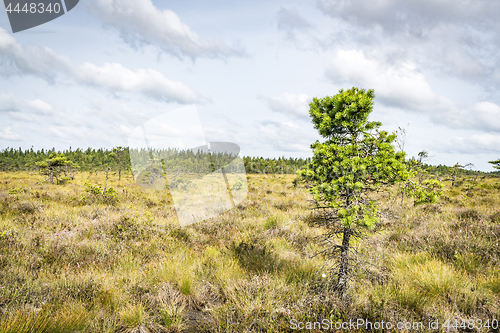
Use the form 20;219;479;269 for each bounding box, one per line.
0;0;499;171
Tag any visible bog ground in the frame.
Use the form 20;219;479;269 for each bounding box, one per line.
0;172;499;332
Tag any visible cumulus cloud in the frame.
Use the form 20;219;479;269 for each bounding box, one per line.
325;49;441;112
89;0;245;60
318;0;500;87
267;93;310;119
0;28;201;103
0;32;71;80
75;63;200;103
325;50;500;133
318;0;498;32
0;94;55;117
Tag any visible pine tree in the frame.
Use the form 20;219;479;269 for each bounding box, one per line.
298;87;431;300
36;153;73;184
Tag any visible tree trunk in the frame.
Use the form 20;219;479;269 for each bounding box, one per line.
103;168;108;196
118;156;122;181
337;227;351;299
50;168;54;184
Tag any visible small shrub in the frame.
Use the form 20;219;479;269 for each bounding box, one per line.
8;188;24;195
104;187;118;197
231;178;245;191
110;216;140;241
57;177;72;185
103;187;119;205
84;183;102;195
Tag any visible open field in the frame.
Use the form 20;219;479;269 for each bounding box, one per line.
0;171;499;332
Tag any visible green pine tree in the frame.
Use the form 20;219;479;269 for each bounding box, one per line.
298;87;439;299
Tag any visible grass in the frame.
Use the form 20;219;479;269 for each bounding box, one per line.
120;303;147;329
0;171;499;331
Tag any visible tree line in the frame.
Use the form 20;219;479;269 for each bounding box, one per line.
0;146;311;175
0;146;497;177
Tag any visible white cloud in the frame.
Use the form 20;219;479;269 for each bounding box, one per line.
318;0;500;86
0;31;71;80
324;50;500;134
89;0;245;60
0;127;21;141
326;50;441;111
25;99;55;115
436;134;500;154
267;93;310;119
0;28;200;104
318;0;499;34
75;63;200;103
0;94;55;117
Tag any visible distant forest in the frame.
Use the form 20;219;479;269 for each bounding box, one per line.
0;147;310;175
0;146;497;176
